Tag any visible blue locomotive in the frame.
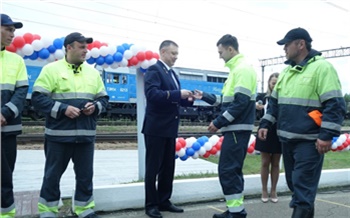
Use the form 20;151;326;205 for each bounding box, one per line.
23;60;228;121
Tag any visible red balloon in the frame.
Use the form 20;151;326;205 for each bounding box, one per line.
175;142;182;151
12;36;25;48
214;141;222;151
100;42;108;47
202;151;211;158
93;41;102;49
346;136;350;144
129;56;139;66
209;147;218;155
219;136;224;142
177;138;186;148
250;139;256;148
33;34;41;41
5;44;16;52
152;52;160;60
87;43;94;50
145;51;153;60
247;146;254;154
23;33;34;44
136;52;145;62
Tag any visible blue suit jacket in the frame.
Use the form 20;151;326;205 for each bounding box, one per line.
142;60;193;138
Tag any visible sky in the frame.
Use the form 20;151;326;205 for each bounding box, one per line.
2;0;350;93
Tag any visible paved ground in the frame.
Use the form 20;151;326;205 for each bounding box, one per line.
12;150;350;218
98;187;350;218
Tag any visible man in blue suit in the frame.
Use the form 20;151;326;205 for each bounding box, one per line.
142;40;193;218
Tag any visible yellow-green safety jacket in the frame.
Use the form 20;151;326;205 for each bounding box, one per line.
260;49;346;142
0;49;29;135
31;58;109;143
201;54;257;132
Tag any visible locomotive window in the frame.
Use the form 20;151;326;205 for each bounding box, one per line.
113;74;120;84
207;76;226;83
122;75;127;84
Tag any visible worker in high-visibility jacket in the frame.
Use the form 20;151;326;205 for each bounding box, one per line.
1;14;28;218
258;28;346;218
31;32;109;218
193;34;257;218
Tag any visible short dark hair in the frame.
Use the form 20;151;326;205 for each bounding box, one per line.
217;34;239;51
159;40;178;51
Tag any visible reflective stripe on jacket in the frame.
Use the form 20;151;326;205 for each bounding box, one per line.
31;59;109;143
202;54;257;132
260;51;346;142
0;50;28;135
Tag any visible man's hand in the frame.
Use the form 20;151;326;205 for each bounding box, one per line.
192;89;203;100
1;113;7;126
180;89;192;99
65;106;81;119
258;128;268;141
208;122;219;133
315;139;332;154
81;102;96;116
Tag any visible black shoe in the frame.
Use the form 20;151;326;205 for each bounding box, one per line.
213;210;247;218
291;207;314;218
84;213;100;218
159;204;184;213
145;208;163;218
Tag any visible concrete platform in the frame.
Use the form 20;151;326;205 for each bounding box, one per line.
12;150;350;217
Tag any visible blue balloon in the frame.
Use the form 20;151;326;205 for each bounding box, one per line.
201;136;209;142
139;67;147;73
28;51;38;60
38;48;50;59
113;52;123;62
186;147;195;156
95;56;105;65
332;137;338;143
180;154;188;161
192;142;201;151
47;45;57;53
104;55;114;65
196;138;204;146
53;38;63;49
86;57;96;64
122;43;130;50
116;46;125;54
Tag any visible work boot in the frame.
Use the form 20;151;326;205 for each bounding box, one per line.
291;207;314;218
213;210;247;218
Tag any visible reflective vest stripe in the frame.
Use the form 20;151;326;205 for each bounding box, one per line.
45;128;96;136
38;198;59;217
277;130;319;140
1;124;22;132
74;197;95;217
225;193;244;213
1;203;15;217
221;124;254;132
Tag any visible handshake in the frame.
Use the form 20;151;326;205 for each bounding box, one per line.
180;89;203;101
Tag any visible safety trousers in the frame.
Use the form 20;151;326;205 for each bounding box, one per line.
38;140;96;218
282;140;324;210
1;135;17;218
219;131;251;214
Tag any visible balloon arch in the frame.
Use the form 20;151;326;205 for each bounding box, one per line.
6;32;160;71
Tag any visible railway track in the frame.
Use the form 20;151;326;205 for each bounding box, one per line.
17;128;350;144
17;132;218;144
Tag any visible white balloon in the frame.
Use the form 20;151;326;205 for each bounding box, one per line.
140;60;150;69
185;137;196;148
149;58;157;66
130;44;141;55
22;44;34;56
123;50;133;60
90;47;100;58
338;134;347;144
216;151;221;157
85;51;91;60
198;147;206;156
32;39;44;51
107;44;117;55
204;142;213;151
331;143;338;150
47;54;55;62
54;50;64;60
16;48;24;57
177;148;186;157
99;46;109;57
209;135;220;145
192;152;199;159
120;58;128;67
111;62;119;69
41;37;53;48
